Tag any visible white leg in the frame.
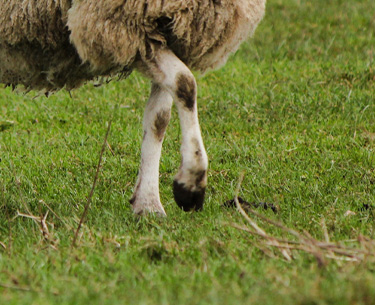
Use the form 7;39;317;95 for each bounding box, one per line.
144;49;208;211
130;83;173;216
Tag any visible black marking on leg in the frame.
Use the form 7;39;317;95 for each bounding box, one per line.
130;177;142;205
176;73;196;110
192;169;207;186
173;180;205;212
153;109;171;141
129;196;136;205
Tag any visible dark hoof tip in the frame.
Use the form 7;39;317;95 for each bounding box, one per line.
173;180;205;212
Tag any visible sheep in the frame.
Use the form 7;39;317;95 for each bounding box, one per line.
0;0;266;216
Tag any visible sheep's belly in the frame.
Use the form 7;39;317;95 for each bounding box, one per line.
0;41;96;92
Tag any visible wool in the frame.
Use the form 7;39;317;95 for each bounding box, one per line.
0;0;266;91
0;0;93;91
68;0;265;72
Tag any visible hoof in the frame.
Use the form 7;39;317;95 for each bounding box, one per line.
130;197;167;217
173;180;205;212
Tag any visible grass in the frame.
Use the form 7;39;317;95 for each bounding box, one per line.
1;0;375;303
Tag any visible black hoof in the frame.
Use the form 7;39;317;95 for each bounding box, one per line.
173;180;205;212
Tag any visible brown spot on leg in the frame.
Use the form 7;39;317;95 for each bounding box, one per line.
153;109;171;141
176;73;196;110
191;138;203;160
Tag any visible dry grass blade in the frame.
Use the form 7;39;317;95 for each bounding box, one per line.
0;283;34;292
227;222;300;245
39;199;71;230
16;211;58;249
234;172;292;261
72;120;112;248
107;141;115;156
230;173;375;265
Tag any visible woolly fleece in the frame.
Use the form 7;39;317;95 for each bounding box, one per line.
0;0;265;91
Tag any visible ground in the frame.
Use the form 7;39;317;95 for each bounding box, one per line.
1;0;375;304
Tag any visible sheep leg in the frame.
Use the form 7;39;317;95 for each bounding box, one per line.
146;49;208;211
130;83;173;216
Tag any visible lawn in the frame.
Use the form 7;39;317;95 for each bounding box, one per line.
1;0;375;304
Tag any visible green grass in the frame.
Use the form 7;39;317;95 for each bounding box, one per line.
1;0;375;303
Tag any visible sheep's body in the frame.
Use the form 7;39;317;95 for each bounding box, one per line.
0;0;266;215
0;0;265;91
68;0;264;74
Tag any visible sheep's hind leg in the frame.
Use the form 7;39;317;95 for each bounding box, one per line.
130;83;173;216
147;49;208;211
